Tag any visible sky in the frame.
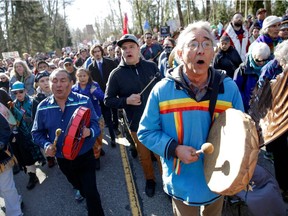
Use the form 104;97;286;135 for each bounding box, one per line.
64;0;131;30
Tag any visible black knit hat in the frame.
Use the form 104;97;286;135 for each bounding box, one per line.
35;70;50;83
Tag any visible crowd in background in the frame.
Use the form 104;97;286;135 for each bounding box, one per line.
0;6;288;216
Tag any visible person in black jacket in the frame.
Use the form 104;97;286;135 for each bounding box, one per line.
213;35;243;78
104;34;162;197
88;44;119;147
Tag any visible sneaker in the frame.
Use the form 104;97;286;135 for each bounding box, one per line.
26;173;39;190
75;190;84;202
47;157;56;168
100;149;105;156
145;179;156;197
114;128;121;136
95;158;100;170
111;140;116;148
129;146;138;158
13;164;21;175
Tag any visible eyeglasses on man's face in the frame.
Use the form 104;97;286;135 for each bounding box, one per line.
186;40;213;50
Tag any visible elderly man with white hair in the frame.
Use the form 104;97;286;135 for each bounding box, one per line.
234;42;271;112
138;21;244;216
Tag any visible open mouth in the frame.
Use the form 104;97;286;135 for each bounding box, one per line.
127;54;132;57
197;60;205;64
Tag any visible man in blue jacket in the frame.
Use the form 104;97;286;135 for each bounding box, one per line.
32;69;104;216
138;21;244;215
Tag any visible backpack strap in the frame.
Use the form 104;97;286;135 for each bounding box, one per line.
209;69;226;121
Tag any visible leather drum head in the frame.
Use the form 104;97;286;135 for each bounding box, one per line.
204;108;259;196
0;102;16;126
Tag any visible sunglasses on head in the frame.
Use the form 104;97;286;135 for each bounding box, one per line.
13;90;24;95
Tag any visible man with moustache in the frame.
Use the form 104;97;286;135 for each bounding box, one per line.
223;12;249;62
104;34;162;197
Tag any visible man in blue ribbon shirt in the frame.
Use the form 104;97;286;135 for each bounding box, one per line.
32;69;104;216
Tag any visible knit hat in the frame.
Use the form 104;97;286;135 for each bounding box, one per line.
35;70;50;83
117;34;139;47
11;81;25;92
63;57;73;65
262;16;281;30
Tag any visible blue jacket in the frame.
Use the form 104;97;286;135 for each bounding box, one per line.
32;92;100;158
138;65;244;206
234;54;268;112
71;81;104;117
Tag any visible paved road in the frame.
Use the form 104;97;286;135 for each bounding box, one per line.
0;130;287;216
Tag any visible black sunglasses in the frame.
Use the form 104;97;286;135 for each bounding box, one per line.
13;90;24;95
255;58;267;63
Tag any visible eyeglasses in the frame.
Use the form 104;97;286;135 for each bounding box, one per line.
255;58;268;63
186;40;213;50
64;63;72;66
13;90;24;95
146;37;152;39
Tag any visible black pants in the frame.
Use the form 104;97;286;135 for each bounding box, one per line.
100;102;116;142
57;149;104;216
269;131;288;191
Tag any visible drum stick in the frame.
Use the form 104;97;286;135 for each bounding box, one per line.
196;142;214;154
52;128;62;148
139;72;160;96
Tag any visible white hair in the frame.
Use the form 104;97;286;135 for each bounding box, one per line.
274;40;288;67
251;42;270;60
175;21;215;52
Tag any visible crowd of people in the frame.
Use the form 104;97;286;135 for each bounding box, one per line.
0;7;287;216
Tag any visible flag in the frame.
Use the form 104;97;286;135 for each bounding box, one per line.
123;13;128;35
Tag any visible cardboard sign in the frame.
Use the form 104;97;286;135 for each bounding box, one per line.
2;51;20;59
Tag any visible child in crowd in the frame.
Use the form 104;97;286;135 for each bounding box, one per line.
213;35;243;78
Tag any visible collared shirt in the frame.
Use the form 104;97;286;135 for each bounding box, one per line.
32;92;100;158
182;70;211;101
